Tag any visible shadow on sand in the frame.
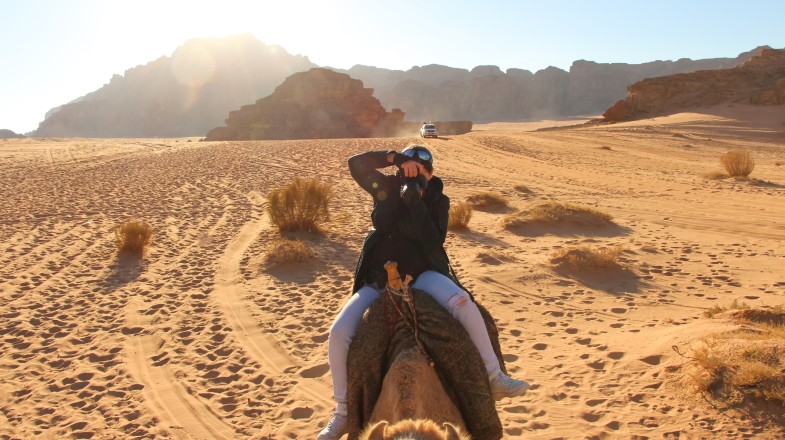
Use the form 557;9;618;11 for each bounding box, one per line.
506;222;633;238
262;230;355;284
552;264;647;294
448;228;511;249
104;253;145;288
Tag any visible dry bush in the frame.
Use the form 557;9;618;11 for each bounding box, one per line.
448;201;473;230
702;170;729;180
690;343;726;393
550;246;622;270
599;146;613;151
265;239;315;265
503;202;613;229
720;150;755;177
681;305;785;407
466;191;509;209
774;161;783;167
114;220;152;257
267;177;332;232
703;299;749;318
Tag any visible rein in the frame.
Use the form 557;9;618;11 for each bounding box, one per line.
383;262;435;368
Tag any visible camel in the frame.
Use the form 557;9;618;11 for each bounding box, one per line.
359;419;471;440
345;262;505;440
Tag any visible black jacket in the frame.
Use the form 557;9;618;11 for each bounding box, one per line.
349;150;452;293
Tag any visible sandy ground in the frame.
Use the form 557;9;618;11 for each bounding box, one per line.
1;104;785;439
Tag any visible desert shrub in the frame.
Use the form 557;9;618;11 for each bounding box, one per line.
265;239;314;265
550;246;622;270
448;201;473;230
114;220;153;257
690;343;726;393
530;202;612;224
267;177;332;232
703;299;749;318
466;192;509;209
720;150;755;177
679;305;785;407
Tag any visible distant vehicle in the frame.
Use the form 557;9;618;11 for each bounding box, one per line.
420;123;438;138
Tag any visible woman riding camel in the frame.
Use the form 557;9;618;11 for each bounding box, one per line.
318;145;530;440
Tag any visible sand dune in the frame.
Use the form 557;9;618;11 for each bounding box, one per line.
2;105;784;439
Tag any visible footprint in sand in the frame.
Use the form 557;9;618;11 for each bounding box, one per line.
291;407;314;420
640;355;662;365
503;405;530;414
581;412;604;423
586;398;607;407
299;363;330;378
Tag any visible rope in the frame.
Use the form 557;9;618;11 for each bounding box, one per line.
385;281;435;368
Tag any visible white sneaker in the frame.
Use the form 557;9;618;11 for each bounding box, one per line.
317;412;348;440
490;373;530;400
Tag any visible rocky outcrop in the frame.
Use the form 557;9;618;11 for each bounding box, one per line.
33;35;773;137
603;48;785;121
341;47;768;122
35;34;316;137
204;68;406;140
0;129;24;139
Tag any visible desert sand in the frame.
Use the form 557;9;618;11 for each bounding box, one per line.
1;104;784;439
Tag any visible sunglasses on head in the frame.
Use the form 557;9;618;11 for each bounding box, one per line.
402;148;432;162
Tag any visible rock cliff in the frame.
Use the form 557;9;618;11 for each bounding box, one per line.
35;34;316;137
603;48;785;121
204;68;406;141
0;129;25;139
33;34;773;137
341;47;767;122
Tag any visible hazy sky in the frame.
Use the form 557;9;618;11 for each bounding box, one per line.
2;0;784;134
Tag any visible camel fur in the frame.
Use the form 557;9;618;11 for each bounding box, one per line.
346;284;505;440
359;419;472;440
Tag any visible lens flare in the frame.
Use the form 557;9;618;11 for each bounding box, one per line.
171;41;216;109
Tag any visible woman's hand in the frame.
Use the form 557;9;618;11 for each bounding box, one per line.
400;160;425;177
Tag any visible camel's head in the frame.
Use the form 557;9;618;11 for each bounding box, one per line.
359;419;471;440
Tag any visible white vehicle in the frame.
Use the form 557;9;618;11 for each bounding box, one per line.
420;123;438;138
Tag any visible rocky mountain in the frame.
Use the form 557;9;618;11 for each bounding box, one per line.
603;48;785;121
35;34;316;137
337;47;767;122
32;33;773;137
204;68;407;141
0;129;25;139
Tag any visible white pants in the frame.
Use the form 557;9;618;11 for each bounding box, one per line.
327;270;502;404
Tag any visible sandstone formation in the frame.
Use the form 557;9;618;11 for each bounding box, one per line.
603;48;785;121
203;68;407;141
0;129;24;139
33;34;772;137
341;47;767;122
35;34;316;137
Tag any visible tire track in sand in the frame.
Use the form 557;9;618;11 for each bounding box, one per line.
124;299;237;440
213;204;333;408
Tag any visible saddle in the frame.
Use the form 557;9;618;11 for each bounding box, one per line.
345;262;505;440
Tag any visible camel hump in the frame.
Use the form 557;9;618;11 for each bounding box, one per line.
358;418;472;440
370;347;464;427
